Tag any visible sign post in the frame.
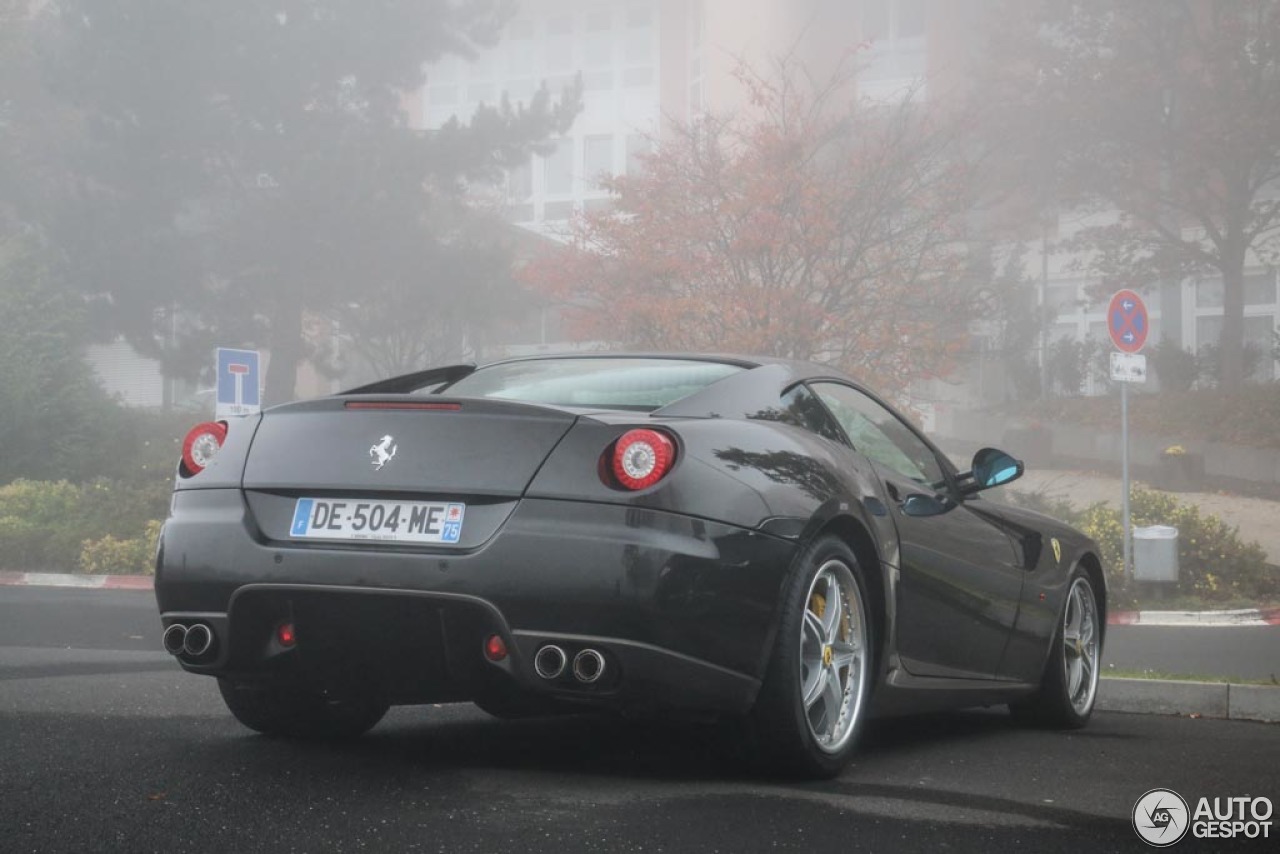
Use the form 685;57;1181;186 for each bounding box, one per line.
215;347;261;420
1107;290;1149;581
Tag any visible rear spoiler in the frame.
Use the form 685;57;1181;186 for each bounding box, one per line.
341;363;476;396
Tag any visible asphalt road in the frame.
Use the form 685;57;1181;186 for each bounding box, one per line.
1;588;1277;853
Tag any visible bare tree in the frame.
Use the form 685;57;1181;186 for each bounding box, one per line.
985;0;1280;390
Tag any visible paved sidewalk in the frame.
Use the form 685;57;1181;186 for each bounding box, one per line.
1011;467;1280;564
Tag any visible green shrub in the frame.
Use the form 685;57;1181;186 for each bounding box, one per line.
1079;493;1272;608
0;480;87;570
0;479;166;572
79;519;162;575
1004;487;1275;608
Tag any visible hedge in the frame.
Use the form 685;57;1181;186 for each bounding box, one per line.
0;478;167;574
1005;487;1276;608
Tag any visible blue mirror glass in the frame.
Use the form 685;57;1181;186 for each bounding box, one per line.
971;448;1022;489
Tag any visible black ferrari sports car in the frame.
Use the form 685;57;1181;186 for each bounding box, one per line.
156;354;1105;777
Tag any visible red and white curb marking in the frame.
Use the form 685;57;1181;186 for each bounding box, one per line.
2;572;1277;626
0;571;154;591
1108;608;1280;627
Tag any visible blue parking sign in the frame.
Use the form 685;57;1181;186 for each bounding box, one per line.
215;348;261;418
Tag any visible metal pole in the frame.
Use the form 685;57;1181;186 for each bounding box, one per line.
1121;379;1131;580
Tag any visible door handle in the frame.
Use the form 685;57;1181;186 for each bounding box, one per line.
886;482;951;517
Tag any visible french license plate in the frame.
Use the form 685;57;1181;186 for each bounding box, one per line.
289;498;465;544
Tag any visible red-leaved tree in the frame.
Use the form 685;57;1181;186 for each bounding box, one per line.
520;59;980;397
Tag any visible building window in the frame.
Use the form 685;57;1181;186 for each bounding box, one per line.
583;135;614;188
863;0;928;41
506;203;535;223
623;66;653;87
543;139;574;195
585;7;613;32
545;34;574;73
544;200;575;221
583;29;614;91
1245;271;1277;306
861;0;929;101
508;156;533;200
1196;277;1223;308
1196;272;1277;309
626;5;652;28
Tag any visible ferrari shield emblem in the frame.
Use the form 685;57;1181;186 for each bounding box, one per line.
1051;537;1062;566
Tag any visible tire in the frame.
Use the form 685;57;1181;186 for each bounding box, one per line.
1009;570;1101;728
217;678;389;740
747;535;875;778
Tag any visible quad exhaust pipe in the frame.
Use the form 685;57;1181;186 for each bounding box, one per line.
572;649;605;684
162;623;187;655
532;644;607;684
533;644;567;679
184;623;214;657
162;622;216;658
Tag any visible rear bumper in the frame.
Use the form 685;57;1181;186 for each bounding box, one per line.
156;490;797;714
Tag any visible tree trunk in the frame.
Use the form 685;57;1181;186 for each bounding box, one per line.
264;300;303;405
1219;250;1246;392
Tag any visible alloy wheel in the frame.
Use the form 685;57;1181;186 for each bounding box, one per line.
798;559;868;754
1062;577;1100;716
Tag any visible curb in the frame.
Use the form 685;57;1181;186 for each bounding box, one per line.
1107;607;1280;626
1100;677;1280;723
0;571;154;590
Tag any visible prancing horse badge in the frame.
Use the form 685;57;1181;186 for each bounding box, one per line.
1050;537;1062;566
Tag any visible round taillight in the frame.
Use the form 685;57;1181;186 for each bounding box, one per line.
611;429;676;490
181;421;228;475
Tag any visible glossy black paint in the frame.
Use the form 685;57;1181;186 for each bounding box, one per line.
156;353;1105;721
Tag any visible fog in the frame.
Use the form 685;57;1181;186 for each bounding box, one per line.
1;2;1277;615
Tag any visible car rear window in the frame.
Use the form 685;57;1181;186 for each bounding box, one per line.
439;358;744;410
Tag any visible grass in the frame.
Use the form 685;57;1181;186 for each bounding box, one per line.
1103;667;1278;686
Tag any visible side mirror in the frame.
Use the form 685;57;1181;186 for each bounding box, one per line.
961;447;1024;494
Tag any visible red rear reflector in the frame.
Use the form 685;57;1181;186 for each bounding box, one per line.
484;634;508;662
180;421;228;476
610;429;676;490
344;401;462;411
276;623;296;647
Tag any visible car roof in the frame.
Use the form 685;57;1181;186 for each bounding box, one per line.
475;352;855;385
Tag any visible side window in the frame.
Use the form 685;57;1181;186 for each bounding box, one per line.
810;383;944;485
750;384;846;444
